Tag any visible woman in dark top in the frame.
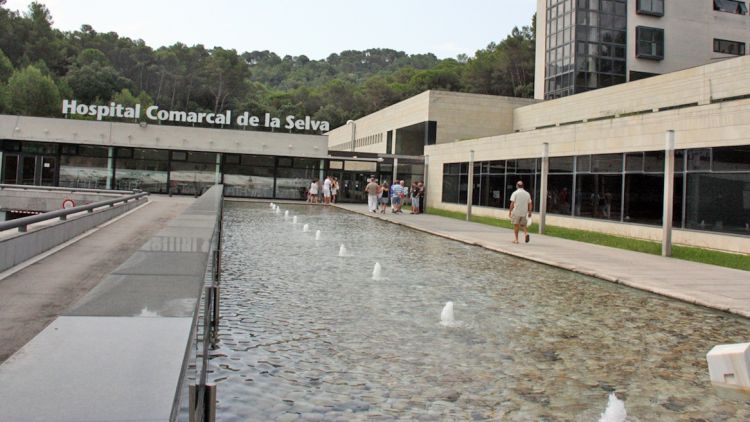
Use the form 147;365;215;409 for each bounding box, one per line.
378;182;389;214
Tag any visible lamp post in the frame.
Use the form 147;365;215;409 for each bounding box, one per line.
346;120;356;152
467;150;474;221
662;130;675;257
539;142;549;234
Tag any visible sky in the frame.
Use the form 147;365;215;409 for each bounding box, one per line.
3;0;537;59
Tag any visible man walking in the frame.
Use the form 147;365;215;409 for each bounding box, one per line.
509;180;533;244
365;177;379;212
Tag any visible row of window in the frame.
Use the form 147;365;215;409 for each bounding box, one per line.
354;133;383;149
636;26;747;60
714;0;748;15
441;146;750;236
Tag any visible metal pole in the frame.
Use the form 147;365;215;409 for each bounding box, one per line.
422;155;429;213
539;143;549;234
662;130;675;257
467;150;474;221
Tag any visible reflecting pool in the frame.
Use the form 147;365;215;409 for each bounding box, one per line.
213;202;750;421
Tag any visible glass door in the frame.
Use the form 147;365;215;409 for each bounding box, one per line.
2;154;19;184
21;156;36;185
41;156;57;186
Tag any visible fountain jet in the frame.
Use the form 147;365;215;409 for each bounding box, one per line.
598;393;626;422
339;244;347;257
284;210;289;219
292;216;298;224
372;262;383;280
315;230;321;240
303;224;310;232
440;301;456;327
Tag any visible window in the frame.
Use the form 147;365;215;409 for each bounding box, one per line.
714;0;748;14
636;26;664;60
637;0;664;16
714;39;746;56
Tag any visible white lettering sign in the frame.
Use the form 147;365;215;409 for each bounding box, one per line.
61;100;330;132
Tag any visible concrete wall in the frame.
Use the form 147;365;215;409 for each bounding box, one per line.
427;91;537;144
0;186;223;421
424;97;750;253
0;197;147;272
0;188;125;212
0;115;328;158
327;91;536;153
516;55;750;131
533;0;750;99
628;0;750;77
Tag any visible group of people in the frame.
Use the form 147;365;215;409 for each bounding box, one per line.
365;178;425;215
307;176;339;205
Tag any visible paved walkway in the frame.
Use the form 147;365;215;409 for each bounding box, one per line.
335;204;750;319
0;194;194;362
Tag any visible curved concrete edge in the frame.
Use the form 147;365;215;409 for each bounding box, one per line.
0;197;149;273
334;204;750;320
0;186;224;422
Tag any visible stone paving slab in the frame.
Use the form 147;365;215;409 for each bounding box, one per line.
0;316;192;422
335;204;750;318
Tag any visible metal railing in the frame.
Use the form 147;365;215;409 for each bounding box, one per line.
174;186;223;422
0;192;149;233
193;197;222;422
0;183;138;195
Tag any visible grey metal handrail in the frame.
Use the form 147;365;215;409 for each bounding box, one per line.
0;192;149;233
0;183;138;195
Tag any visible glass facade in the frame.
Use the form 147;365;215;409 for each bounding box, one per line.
443;160;542;212
115;148;170;193
545;0;627;99
0;139;410;203
442;145;750;236
59;145;109;189
222;154;275;198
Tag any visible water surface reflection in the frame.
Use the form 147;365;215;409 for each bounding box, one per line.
214;202;750;421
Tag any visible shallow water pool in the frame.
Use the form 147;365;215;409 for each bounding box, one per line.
211;202;750;421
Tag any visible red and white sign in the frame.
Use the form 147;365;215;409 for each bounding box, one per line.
62;198;76;209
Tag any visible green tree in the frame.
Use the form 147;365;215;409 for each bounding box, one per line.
8;64;60;116
0;83;9;112
0;48;12;82
66;48;131;102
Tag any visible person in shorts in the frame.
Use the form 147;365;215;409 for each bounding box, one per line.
378;182;389;213
508;180;533;244
390;180;403;213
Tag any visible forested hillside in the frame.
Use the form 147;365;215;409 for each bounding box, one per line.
0;1;535;131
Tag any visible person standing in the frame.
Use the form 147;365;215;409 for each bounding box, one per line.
390;180;403;213
365;178;380;212
417;181;425;213
379;181;389;214
508;180;533;244
323;176;332;205
410;182;420;214
331;177;339;203
309;179;319;203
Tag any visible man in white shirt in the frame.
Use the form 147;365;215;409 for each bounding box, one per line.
509;181;533;244
322;176;332;205
365;178;380;212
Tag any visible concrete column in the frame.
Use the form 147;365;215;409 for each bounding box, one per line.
467;150;474;221
662;130;676;257
347;120;356;152
392;157;398;185
539;142;549;234
106;147;114;190
215;153;221;184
